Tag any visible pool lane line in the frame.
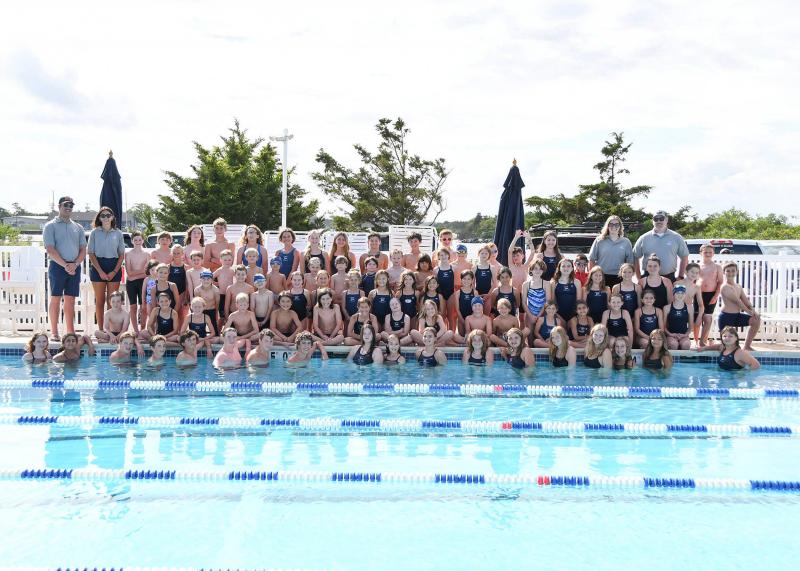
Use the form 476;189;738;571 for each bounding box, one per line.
1;468;799;493
3;414;798;438
2;379;799;399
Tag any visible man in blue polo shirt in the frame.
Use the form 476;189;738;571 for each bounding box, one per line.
632;210;689;282
43;196;87;340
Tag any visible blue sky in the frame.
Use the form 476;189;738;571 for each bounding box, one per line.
2;0;799;223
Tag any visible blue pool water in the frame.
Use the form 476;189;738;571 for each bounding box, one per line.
1;354;799;569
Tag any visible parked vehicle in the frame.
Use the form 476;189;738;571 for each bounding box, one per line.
685;239;763;255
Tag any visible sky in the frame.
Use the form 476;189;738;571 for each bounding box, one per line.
2;0;799;224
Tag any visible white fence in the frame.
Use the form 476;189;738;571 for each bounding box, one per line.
1;245;799;341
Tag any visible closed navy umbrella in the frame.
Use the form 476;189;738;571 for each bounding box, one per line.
492;159;525;266
99;150;123;223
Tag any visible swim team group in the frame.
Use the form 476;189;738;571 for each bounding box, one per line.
24;197;762;372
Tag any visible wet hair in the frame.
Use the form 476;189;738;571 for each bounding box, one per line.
277;291;293;304
548;325;569;362
259;328;275;339
295;331;314;349
118;331;136;343
720;326;741;349
359;323;378;354
466;329;489;358
643;330;670;361
505;327;525;358
585;324;609;358
612;336;634;369
150;334;166;347
25;331;48;354
222;326;238;337
233;264;247;274
646;254;662;267
157;292;172;302
407;232;422;243
179;329;199;346
62;332;79;344
109;291;124;302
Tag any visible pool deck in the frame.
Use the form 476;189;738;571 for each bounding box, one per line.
1;334;798;358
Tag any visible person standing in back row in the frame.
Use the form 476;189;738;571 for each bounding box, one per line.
632;210;689;282
588;215;633;287
43;196;87;341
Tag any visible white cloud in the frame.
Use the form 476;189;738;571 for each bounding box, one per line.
0;0;798;223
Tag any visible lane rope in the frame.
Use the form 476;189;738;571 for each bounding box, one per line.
2;379;798;399
2;414;797;438
1;467;799;492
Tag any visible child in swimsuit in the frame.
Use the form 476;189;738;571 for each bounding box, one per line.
247;328;274;367
552;258;582;322
416;327;447;366
270;292;303;347
533;302;563;348
22;331;51;364
501;327;536;369
411;298;453;346
183;296;216;358
213;327;242;369
548;325;576;368
634;289;664;349
568;301;593;349
463;329;493;365
384;334;407;365
176;329;199;367
95;291;130;344
522;259;550;332
489;298;522;348
312;287;345;346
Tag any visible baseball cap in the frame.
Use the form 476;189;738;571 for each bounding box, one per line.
471;296;484;306
58;196;75;206
269;257;281;266
653;210;668;219
456;244;468;253
253;273;266;282
200;270;213;279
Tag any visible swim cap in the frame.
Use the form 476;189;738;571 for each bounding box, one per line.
673;284;687;293
269;257;281;266
471;296;484;306
253;273;266;282
456;244;468;253
200;270;213;279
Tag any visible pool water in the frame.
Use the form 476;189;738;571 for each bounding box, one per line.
1;354;799;569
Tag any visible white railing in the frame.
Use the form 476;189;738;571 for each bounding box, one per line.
2;246;799;338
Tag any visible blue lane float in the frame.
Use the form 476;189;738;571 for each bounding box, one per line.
2;379;799;400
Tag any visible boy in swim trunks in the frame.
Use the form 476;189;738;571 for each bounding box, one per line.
150;232;173;265
213;327;242;369
718;262;761;351
194;270;220;336
203;218;236;272
124;231;149;335
402;232;423;270
185;251;206;301
267;257;287;297
698;243;724;346
109;331;142;363
213;250;235;323
359;232;389;272
270;291;303;347
250;274;274;330
95;291;130;343
451;244;473;289
224;265;254;318
225;292;260;352
454;296;493;343
676;263;704;345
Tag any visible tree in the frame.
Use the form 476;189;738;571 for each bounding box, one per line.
158;120;319;231
525;132;653;229
0;223;21;243
128;203;159;235
312;118;449;230
0;206;10;219
11;202;32;216
682;208;800;240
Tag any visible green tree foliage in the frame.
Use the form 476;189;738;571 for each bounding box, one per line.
159;120;319;231
312;118;449;231
682;209;800;239
525;132;653;228
0;206;10;219
128;203;159;235
0;223;21;243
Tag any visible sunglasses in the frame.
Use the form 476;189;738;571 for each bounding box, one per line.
491;249;498;254
99;213;113;219
61;202;74;208
441;237;452;242
653;216;666;222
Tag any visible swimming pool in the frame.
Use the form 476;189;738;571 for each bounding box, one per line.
1;352;799;569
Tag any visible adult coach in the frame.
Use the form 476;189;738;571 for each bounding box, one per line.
43;196;87;341
588;215;633;287
632;210;689;282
